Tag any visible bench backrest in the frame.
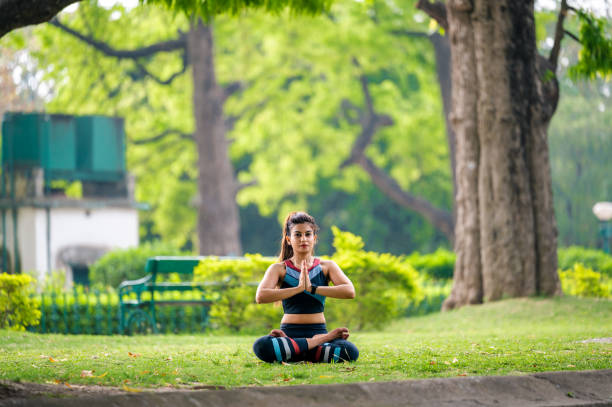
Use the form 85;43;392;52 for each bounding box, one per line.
145;256;245;279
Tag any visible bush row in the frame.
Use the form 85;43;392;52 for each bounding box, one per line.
87;236;612;287
3;234;611;332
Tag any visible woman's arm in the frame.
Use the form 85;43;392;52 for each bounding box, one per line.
317;260;355;299
255;263;303;304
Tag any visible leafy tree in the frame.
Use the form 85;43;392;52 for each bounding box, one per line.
0;0;327;38
12;0;454;255
415;0;612;310
222;1;454;241
19;2;243;254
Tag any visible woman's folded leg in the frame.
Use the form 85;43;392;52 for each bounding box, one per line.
252;334;309;363
308;339;359;363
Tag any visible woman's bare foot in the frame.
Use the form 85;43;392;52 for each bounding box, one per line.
329;327;350;340
269;329;287;337
306;327;350;349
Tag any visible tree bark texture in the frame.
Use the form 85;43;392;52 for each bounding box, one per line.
442;0;561;310
429;33;457;199
188;21;242;255
0;0;81;38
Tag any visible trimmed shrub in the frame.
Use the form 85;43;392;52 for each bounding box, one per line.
193;254;280;334
407;248;455;280
89;241;190;288
326;227;421;330
559;264;611;298
558;246;612;277
0;273;41;330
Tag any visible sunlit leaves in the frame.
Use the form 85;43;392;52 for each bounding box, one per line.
569;10;612;80
219;2;450;218
144;0;332;20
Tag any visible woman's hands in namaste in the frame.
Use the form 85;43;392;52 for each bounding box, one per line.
298;260;312;293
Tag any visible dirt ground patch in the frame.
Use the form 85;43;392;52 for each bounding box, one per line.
2;370;612;407
0;380;126;399
0;380;225;400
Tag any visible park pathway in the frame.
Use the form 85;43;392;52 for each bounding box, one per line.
2;369;611;406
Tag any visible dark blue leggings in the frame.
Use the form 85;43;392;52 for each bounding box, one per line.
252;323;359;363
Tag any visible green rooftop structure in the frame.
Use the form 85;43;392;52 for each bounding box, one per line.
1;112;126;187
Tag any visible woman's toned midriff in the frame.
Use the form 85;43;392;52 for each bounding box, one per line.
281;312;326;324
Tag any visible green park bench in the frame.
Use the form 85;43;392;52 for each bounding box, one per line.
118;255;244;334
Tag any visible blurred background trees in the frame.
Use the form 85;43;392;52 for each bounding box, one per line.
0;0;609;258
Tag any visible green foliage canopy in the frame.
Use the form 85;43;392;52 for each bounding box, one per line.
144;0;331;18
570;10;612;80
14;0;451;255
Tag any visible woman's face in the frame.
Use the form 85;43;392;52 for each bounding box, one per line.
287;223;317;255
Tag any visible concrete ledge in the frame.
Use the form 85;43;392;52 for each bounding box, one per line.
2;369;612;407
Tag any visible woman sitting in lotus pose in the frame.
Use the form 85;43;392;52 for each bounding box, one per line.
252;211;359;363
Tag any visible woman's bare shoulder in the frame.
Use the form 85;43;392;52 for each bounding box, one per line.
319;259;340;274
267;262;286;273
319;259;339;267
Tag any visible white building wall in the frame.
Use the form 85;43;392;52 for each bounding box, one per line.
1;206;139;282
49;207;138;257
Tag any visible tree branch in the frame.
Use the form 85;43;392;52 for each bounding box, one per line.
339;59;454;242
0;0;81;39
133;51;188;85
130;129;193;145
390;30;429;38
222;81;244;102
50;17;188;85
415;0;448;31
340;99;361;125
341;60;394;168
236;179;257;193
224;115;241;132
549;0;569;72
564;30;581;44
49;18;187;59
357;155;455;242
351;57;374;116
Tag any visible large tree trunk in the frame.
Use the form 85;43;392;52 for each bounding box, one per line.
188;21;242;255
442;0;561;310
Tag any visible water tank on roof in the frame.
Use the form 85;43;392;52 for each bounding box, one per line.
1;112;126;183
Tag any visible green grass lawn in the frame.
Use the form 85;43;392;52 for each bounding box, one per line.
1;297;610;389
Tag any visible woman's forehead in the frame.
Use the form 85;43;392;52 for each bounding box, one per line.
290;223;315;233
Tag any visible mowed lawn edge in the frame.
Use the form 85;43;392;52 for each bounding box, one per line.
1;297;610;388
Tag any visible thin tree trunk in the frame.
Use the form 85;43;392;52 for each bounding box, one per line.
429;33;457;199
188;20;242;255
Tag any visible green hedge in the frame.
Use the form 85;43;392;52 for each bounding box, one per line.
558;246;612;277
89;241;191;288
407;248;455;280
402;246;612;281
0;273;40;330
326;226;421;330
558;264;611;298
